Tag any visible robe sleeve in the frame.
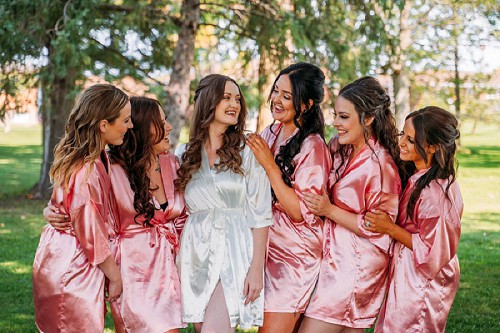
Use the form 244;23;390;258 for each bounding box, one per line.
357;190;400;253
356;153;401;253
173;208;188;237
69;171;112;266
244;147;273;228
412;186;461;279
292;136;331;225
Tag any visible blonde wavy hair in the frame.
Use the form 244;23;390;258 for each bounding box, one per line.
50;84;129;188
175;74;247;192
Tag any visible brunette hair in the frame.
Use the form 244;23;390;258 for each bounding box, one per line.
50;84;129;188
108;96;166;226
405;106;460;219
175;74;247;192
332;76;407;184
269;62;325;201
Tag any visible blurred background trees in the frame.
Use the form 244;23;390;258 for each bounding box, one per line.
1;0;498;197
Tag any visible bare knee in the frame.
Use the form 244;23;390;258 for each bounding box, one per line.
259;312;302;333
297;317;344;333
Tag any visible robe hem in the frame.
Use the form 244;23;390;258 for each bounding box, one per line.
304;313;375;329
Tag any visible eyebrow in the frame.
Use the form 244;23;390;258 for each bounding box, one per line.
274;84;292;95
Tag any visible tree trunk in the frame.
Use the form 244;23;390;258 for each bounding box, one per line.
392;69;411;130
164;0;200;149
391;1;412;130
32;68;77;198
256;47;275;133
453;41;462;147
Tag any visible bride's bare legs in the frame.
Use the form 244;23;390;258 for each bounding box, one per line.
194;282;235;333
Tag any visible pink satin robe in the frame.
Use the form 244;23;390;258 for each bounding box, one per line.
33;153;113;333
109;153;186;332
305;136;402;328
375;169;463;333
261;124;332;312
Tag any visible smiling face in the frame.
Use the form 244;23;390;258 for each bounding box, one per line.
333;96;368;152
212;81;241;128
270;74;296;126
399;117;434;170
151;106;173;154
101;101;133;146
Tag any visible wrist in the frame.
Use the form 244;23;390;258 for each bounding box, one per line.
387;223;397;237
325;203;335;220
265;162;279;174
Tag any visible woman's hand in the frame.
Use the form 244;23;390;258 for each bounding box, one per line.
246;134;276;171
43;204;71;230
303;188;332;217
243;264;263;305
364;210;394;235
105;276;123;303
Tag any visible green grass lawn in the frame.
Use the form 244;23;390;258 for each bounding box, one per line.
0;122;499;332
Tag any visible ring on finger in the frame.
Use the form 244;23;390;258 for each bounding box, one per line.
365;221;371;228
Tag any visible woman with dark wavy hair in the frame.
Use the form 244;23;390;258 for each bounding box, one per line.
175;74;273;333
246;62;332;333
44;96;186;332
299;77;403;333
33;84;130;332
364;107;462;333
106;96;186;333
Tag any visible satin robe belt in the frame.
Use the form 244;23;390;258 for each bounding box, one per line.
189;207;244;229
110;223;179;250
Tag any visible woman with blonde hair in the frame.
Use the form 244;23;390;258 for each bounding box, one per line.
175;74;273;333
33;84;132;332
44;96;186;332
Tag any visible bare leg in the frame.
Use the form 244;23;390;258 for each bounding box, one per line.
342;328;364;333
298;317;344;333
259;312;303;333
193;323;202;333
199;282;235;333
165;330;180;333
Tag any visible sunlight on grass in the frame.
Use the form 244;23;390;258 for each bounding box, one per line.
0;125;42;146
0;261;31;274
0;121;499;332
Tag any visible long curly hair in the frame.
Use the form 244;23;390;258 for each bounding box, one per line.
50;84;129;189
405;106;460;220
175;74;247;192
108;96;166;226
269;62;326;201
332;77;407;185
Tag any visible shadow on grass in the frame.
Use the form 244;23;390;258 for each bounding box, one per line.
447;212;500;333
0;145;42;198
0;198;118;331
1;197;498;332
458;145;500;169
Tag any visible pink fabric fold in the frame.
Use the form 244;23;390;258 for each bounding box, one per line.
261;124;332;312
109;152;186;332
33;154;113;333
305;136;401;328
375;170;463;333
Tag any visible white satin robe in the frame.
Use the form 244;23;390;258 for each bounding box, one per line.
176;145;273;329
375;169;463;333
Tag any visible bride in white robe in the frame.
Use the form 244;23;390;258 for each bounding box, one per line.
175;74;272;332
